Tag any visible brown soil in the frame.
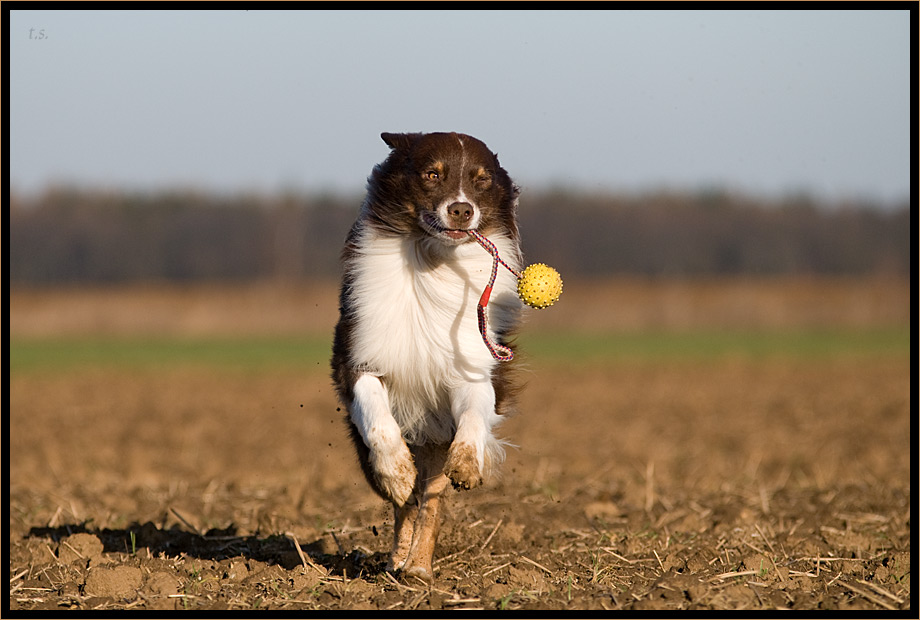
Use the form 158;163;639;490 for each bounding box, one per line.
8;280;911;611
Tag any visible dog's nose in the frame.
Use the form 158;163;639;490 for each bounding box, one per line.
446;202;474;226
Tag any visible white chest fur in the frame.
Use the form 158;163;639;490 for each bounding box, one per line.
347;229;521;443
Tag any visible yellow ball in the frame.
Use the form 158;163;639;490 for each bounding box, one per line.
517;263;563;309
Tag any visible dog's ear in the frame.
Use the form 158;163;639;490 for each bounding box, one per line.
381;132;422;151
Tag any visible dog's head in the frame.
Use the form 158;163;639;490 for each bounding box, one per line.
365;132;520;244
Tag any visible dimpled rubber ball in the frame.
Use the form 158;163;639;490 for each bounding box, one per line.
517;263;563;309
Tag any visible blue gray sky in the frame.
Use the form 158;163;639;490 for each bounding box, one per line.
9;9;911;204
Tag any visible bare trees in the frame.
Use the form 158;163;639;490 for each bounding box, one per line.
9;188;909;284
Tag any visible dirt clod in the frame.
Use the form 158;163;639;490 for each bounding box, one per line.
58;533;104;564
83;566;143;600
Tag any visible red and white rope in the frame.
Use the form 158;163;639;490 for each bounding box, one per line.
467;230;521;362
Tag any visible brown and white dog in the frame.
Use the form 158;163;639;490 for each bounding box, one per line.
331;132;523;582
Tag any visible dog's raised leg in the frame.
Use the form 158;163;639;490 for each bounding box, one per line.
349;374;417;506
445;382;503;490
393;443;450;583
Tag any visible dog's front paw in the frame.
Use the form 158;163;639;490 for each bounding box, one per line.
445;442;483;491
370;440;417;506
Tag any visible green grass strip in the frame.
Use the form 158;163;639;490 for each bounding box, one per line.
8;326;908;374
520;326;910;365
8;335;334;373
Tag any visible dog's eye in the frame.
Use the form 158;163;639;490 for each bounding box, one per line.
475;174;492;188
424;170;440;181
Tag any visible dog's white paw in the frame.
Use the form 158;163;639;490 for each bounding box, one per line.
370;439;417;506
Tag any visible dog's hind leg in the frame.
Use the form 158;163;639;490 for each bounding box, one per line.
396;443;450;583
388;497;418;573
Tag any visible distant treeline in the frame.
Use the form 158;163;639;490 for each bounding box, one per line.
9;188;910;284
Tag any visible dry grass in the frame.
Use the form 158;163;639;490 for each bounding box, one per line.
10;276;909;338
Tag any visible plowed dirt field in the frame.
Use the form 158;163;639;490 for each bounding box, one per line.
8;279;911;611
